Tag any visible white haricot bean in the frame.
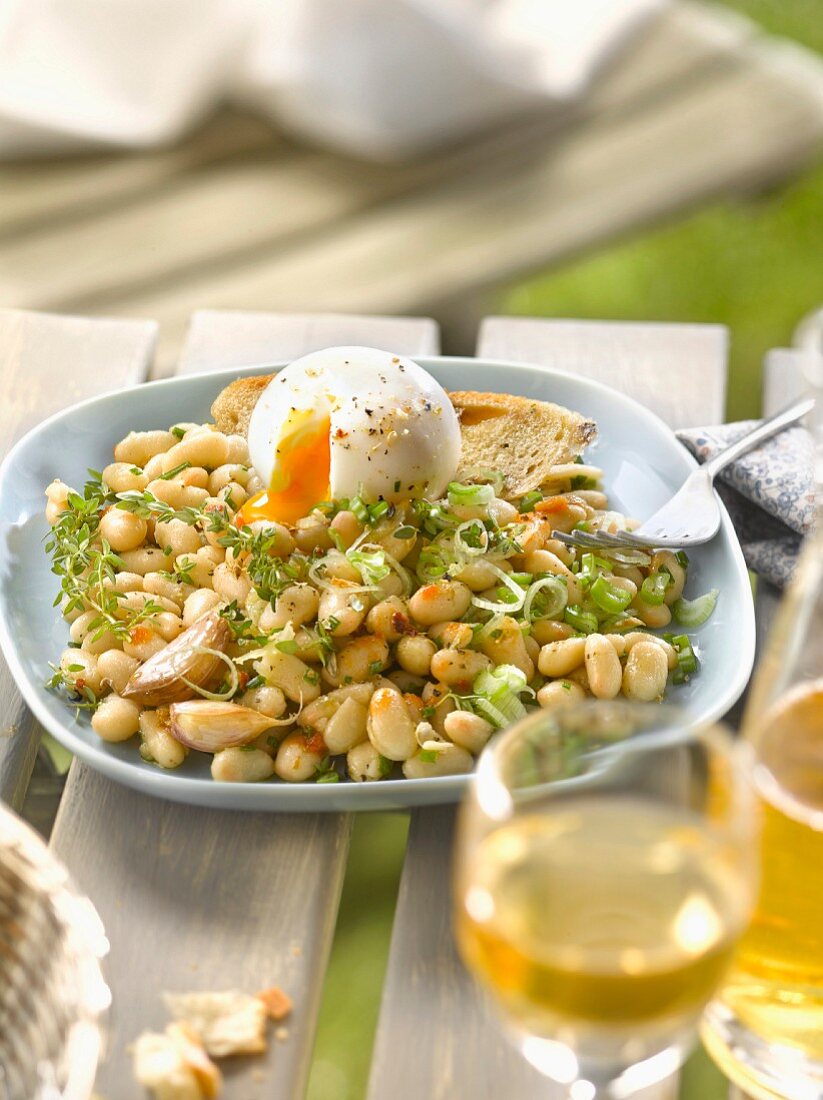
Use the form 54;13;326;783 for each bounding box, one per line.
81;625;122;656
584;634;623;700
69;609;99;644
152;612;184;642
369;517;418;561
631;596;673;629
533;497;588;534
105;570;144;594
374;573;405;599
260;649;321;703
477;616;534;680
208;463;251;495
531;619;575;645
212;562;252;607
143;572;194;610
180;466;210;490
59;649;103;694
176;546;222;589
123;625;167;662
154;518;202;557
92;694;141;742
241;520;295;559
365;597;410;641
347;740;385;782
99;508;147;552
114;430;176;467
621;632;677;670
274;732;325;782
217;482;248;510
113;590;179;618
454;559;501;592
538;637;586;678
118;546;174;576
318;583;368;637
45;479;72;526
421;681;456;735
102;462;148;493
367;687;418;761
293;514;333;553
521;550;583;604
387;670;426;694
574;489;609;510
139;709;186;769
428;621;474;649
329;509;363;549
225;435;250;464
146;478;209;510
161;432;230;473
182;587;223;627
537;680;586;709
396;635;436;677
430;649;491;690
211;747;276;783
443;710;493;755
324;696;369;754
238;685;287;719
402;744;474;779
622;642;669;702
328;636;390;687
567;664;591;693
408;580;472;626
524;634;540;665
606;634;628;657
613;563;645;588
96;649;139;695
142;453;165;481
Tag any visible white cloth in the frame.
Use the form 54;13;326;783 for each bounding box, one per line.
0;0;666;161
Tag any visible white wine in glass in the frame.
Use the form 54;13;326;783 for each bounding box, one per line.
455;703;757;1097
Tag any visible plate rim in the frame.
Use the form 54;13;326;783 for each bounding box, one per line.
0;355;756;811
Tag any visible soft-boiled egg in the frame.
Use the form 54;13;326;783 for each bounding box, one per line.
240;346;461;526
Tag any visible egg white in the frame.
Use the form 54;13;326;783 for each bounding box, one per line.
247;346;461;503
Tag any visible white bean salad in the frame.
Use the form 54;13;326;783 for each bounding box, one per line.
44;421;718;784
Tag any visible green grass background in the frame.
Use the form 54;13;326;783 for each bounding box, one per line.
308;2;822;1096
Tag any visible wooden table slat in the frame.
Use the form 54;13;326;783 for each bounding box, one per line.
368;318;729;1100
50;310;439;1098
0;308;157;808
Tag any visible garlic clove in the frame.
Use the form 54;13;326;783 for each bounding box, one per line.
169;701;275;753
122;610;231;706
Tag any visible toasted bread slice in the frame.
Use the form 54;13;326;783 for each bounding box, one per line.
450;391;596;498
210;377;596;498
211;374;275;436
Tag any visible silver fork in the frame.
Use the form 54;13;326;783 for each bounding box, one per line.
553;395;814;552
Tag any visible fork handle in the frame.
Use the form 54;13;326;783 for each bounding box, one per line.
702;395;815;480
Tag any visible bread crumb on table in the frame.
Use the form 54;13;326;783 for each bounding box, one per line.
256;986;293;1021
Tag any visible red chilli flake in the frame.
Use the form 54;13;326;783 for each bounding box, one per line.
304;731;327;755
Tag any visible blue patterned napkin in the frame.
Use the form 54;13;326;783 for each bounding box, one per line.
676;422;815;587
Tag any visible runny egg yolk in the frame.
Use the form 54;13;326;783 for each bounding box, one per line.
238;410;331;527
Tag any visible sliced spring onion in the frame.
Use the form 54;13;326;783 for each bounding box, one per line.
667;633;699;682
447;481;495;508
346;547;391;585
417;542;456;583
523;576;568;622
473;664;532;728
368;500;393;523
308;559;376;593
454;520;489;557
640;571;671;606
673;588;719;627
458;467;505;494
601;546;652;567
471;563;528;613
508;572;534;587
349;495;369;525
589;575;633;614
518;490;543;513
564;605;599;634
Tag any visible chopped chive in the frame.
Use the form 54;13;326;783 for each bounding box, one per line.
368;660;383;676
159;461;192;481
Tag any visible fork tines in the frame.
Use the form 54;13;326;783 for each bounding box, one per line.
553;529;655;552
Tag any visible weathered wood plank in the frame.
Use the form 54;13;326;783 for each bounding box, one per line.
175;309;440;378
478;318;728;427
51;311;439;1099
368;319;729;1100
85;46;823;375
0;309;157;808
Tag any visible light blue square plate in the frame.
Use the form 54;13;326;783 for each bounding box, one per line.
0;358;755;812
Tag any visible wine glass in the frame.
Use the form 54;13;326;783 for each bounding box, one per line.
454;701;757;1098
